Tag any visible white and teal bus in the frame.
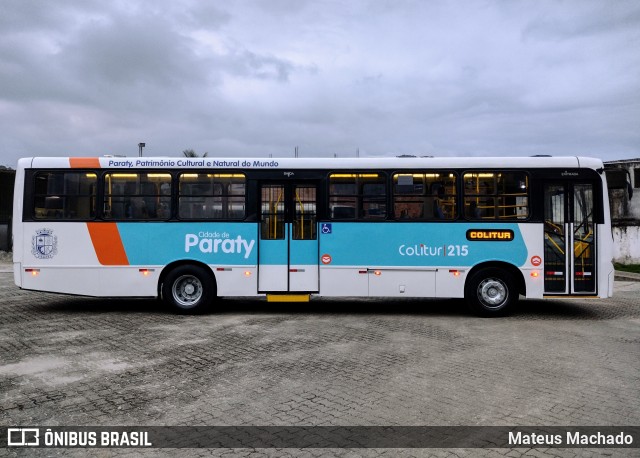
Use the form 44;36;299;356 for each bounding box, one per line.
13;156;613;316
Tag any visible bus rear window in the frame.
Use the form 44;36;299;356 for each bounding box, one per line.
33;172;97;220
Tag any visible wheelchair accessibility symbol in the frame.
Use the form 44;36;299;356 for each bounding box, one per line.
321;223;332;234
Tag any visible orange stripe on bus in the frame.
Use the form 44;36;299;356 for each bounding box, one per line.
86;222;129;265
69;157;101;168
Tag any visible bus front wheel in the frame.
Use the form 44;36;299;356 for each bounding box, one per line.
465;267;517;317
162;265;214;313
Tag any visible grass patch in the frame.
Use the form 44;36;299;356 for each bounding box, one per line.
614;263;640;274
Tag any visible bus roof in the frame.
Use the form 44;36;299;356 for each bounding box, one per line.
19;156;604;171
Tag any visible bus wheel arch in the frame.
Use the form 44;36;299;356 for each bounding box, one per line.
159;261;217;313
464;262;524;317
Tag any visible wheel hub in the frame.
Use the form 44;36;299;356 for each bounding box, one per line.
478;278;507;307
172;275;203;307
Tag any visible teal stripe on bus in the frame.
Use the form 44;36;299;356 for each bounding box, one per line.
117;222;259;265
318;222;528;267
116;221;527;268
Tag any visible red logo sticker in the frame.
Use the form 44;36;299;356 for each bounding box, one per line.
531;256;542;266
321;254;332;265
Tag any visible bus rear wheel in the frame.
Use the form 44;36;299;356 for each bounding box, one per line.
162;265;214;313
465;267;517;317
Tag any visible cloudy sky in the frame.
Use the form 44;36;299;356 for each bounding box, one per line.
1;0;639;167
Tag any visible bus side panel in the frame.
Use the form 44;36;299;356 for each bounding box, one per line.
599;173;614;298
213;268;258;296
20;221;168;297
319;267;369;297
369;269;436;297
319;222;533;298
434;268;467;298
20;221;260;297
20;222;105;296
519;223;544;299
98;267;161;297
598;223;614;298
319;222;529;268
116;222;259;297
433;224;543;299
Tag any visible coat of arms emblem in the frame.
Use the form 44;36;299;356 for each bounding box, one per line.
32;229;58;259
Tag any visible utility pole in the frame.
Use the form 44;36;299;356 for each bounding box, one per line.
138;143;145;157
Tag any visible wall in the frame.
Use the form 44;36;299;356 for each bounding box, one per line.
613;224;640;264
604;159;640;265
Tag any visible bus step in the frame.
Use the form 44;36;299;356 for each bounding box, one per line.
267;294;310;303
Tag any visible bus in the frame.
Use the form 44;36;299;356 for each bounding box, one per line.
12;156;613;316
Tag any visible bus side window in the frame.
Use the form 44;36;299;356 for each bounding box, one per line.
328;173;386;220
178;173;246;220
141;182;157;218
432;184;445;219
128;197;148;219
392;172;456;220
103;172;171;221
157;182;171;218
34;172;97;220
110;202;126;219
467;201;482;218
332;206;355;219
463;172;529;220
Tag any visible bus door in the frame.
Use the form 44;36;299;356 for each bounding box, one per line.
543;182;596;295
258;182;319;292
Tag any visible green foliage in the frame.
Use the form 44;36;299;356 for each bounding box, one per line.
614;263;640;274
182;149;208;158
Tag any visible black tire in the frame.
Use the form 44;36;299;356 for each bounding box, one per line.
465;267;517;317
161;265;215;313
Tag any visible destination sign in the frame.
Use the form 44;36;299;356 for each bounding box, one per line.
466;229;514;241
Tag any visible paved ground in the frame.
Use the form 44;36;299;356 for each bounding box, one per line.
0;261;639;457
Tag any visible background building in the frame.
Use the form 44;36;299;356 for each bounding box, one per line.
605;159;640;264
0;167;15;251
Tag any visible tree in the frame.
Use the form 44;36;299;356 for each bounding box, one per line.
182;149;208;157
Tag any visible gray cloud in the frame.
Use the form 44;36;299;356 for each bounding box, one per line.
0;0;639;165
